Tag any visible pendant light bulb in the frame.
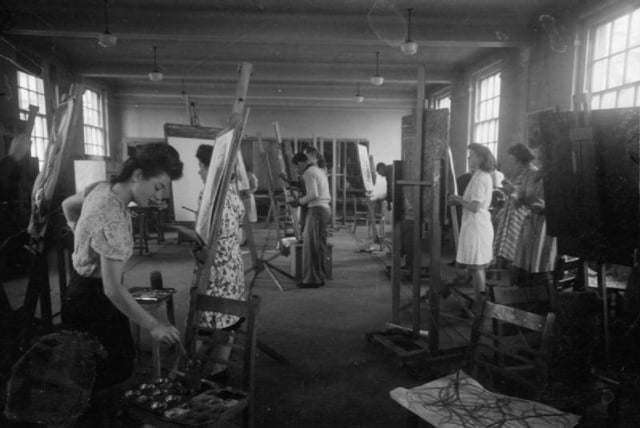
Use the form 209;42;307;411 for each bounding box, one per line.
148;46;163;81
98;0;117;48
369;51;384;86
353;82;364;103
400;8;418;56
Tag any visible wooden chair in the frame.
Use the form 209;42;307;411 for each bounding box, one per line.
131;294;260;428
390;299;579;427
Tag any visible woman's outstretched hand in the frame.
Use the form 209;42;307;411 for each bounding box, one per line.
150;324;181;344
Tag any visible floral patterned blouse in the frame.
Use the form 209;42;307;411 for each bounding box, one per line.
72;182;133;277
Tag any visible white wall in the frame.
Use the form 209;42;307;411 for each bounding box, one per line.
119;104;407;165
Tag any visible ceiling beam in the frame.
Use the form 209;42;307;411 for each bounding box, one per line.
5;29;530;48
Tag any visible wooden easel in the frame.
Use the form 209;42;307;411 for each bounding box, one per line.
253;133;296;292
184;62;252;355
21;86;84;327
368;66;465;362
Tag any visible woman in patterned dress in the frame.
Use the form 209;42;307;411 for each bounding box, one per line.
448;144;496;302
493;144;537;269
194;144;246;330
512;148;557;287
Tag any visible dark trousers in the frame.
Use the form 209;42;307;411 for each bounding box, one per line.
62;271;135;390
302;206;331;285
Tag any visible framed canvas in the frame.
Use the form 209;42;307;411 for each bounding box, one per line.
357;142;374;192
195;129;236;244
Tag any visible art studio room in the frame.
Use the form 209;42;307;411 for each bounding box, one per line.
1;0;640;427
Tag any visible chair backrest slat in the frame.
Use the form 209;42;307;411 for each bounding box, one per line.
467;299;555;399
484;301;547;332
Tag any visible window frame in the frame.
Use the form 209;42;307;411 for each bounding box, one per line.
582;4;640;110
16;70;49;170
431;87;452;111
471;65;502;162
82;86;109;158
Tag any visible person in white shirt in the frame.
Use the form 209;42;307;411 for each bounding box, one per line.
292;152;331;288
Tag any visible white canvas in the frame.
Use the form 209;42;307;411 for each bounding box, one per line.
167;136;214;222
358;143;374;192
195;129;235;244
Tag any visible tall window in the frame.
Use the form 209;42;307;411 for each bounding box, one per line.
587;7;640;109
17;71;48;170
434;93;451;110
473;71;501;159
82;89;108;156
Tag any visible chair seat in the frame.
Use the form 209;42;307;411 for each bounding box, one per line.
390;370;580;428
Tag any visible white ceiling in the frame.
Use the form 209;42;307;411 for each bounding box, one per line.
2;0;587;109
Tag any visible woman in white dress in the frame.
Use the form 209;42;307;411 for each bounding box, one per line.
448;143;496;302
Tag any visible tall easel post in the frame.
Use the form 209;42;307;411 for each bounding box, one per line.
411;65;426;337
184;62;252;354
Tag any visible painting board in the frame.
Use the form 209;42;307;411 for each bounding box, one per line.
195;129;236;244
357;143;374;192
164;124;221;222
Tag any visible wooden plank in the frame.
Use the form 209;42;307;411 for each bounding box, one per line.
491;285;550;306
484;301;547;332
425;108;448;351
164;123;221;139
391;161;402;324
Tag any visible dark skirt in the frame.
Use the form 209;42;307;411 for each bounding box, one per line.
62;271;135;390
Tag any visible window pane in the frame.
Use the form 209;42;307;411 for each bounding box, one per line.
627;47;640;83
608;53;625;87
601;91;617;108
631;9;640;48
591;93;601;109
594;23;611;59
618;86;635;107
637;85;640;105
611;15;630;53
592;59;608;91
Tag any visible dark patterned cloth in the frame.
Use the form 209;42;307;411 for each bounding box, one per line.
4;330;106;427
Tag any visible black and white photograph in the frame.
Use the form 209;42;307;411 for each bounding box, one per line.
1;1;640;427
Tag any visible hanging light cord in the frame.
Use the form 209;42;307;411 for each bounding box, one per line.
375;51;380;75
103;0;110;33
153;46;158;71
406;8;413;42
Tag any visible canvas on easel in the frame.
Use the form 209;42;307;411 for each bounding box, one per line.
194;128;237;245
357;143;375;193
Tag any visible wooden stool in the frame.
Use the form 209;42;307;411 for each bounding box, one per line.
130;287;176;377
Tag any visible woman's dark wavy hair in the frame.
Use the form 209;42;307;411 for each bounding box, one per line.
468;143;496;172
196;144;213;167
507;143;535;165
112;142;183;183
303;146;326;169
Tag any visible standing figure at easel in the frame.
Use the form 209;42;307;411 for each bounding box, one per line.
292;152;331;288
194;145;246;376
448;143;496;303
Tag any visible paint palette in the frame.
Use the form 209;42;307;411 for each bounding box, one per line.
124;375;248;425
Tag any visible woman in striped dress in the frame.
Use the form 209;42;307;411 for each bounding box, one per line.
493;144;537;268
512;148;557;286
